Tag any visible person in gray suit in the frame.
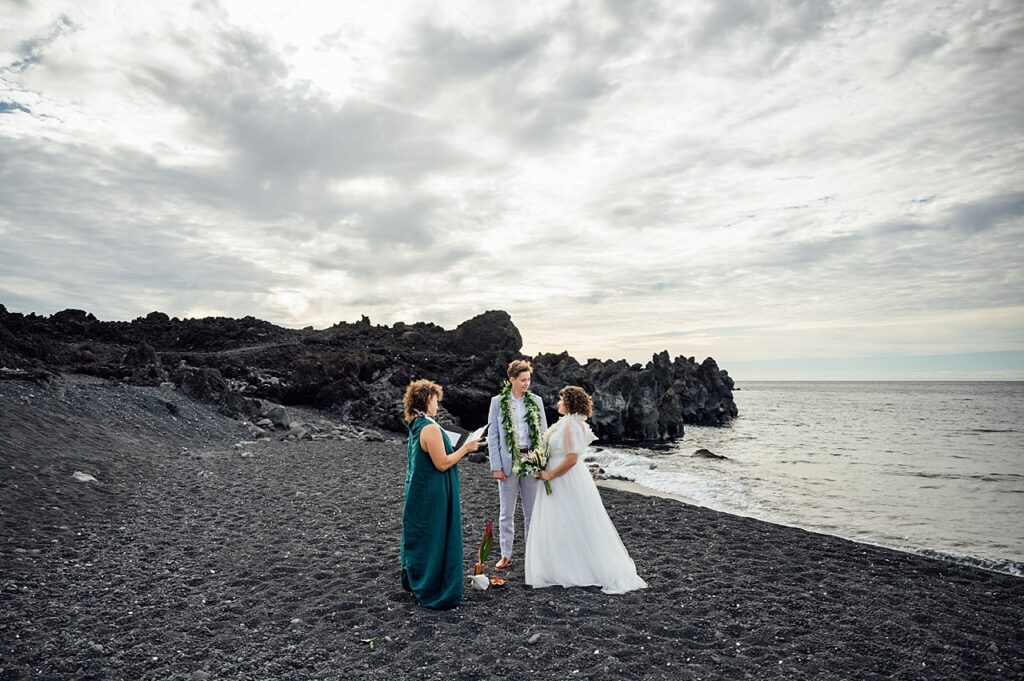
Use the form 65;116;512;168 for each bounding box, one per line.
488;359;549;570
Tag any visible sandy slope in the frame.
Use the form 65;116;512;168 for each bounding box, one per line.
1;376;1022;680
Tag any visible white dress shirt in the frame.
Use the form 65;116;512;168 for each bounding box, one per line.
510;393;531;447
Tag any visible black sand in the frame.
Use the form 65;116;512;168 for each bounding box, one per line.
2;376;1022;680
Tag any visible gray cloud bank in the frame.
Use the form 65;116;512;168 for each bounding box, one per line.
0;0;1021;375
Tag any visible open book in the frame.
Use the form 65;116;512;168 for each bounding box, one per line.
442;423;488;450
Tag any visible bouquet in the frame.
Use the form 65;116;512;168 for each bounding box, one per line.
514;446;553;495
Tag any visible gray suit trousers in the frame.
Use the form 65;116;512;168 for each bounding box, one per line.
497;472;539;558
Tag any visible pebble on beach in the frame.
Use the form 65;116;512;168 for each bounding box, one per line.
1;375;1022;680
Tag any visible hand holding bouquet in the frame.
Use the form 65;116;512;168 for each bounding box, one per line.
514;445;553;495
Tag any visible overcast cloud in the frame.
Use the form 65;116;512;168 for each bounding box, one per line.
1;0;1022;378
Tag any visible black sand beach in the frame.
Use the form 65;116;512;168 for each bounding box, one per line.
2;376;1022;680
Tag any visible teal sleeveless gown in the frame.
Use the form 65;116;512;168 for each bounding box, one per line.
401;416;463;609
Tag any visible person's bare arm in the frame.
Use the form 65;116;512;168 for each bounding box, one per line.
538;420;583;481
421;424;480;472
538;451;578;480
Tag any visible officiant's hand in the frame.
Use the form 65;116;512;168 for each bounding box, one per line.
493;470;507;481
457;438;481;458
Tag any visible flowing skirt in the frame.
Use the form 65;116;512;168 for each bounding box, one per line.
525;460;648;594
400;419;462;609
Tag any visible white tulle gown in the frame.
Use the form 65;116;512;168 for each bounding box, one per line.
525;414;648;594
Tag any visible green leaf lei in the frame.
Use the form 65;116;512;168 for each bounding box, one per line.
499;381;542;463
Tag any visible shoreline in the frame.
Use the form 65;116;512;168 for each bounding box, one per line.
596;477;703;507
598;476;1024;578
3;376;1023;679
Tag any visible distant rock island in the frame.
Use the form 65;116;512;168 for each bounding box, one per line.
0;305;738;441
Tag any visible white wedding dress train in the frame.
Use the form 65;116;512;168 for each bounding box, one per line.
525;414;648;594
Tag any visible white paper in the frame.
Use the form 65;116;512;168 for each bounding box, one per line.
441;424;487;447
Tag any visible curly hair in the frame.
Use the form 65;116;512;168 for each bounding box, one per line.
403;379;443;422
560;385;593;417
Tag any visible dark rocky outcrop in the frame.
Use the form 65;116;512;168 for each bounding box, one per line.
0;304;738;441
531;350;737;442
124;342;168;386
693;448;729;460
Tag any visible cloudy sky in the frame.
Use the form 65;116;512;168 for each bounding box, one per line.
1;0;1022;379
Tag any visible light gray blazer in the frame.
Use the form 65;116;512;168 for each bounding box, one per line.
487;392;548;475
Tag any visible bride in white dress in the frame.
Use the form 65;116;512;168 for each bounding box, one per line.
525;386;648;594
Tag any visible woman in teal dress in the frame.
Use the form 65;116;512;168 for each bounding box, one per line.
401;379;481;609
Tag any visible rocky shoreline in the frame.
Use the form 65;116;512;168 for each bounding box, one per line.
2;375;1022;680
0;305;737;442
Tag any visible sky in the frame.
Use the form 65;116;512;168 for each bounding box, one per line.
1;0;1022;380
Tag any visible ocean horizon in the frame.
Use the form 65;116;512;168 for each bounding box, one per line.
591;380;1024;576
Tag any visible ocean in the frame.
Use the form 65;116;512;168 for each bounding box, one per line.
590;381;1024;576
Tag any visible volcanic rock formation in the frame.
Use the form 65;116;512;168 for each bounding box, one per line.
0;304;737;441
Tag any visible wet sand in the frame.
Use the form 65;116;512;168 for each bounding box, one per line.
2;376;1022;680
597;478;702;506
